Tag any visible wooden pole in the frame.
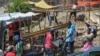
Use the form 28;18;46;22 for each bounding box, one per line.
0;21;4;50
19;18;21;35
39;16;42;30
66;0;69;23
30;16;33;32
44;11;47;28
27;18;30;33
89;3;90;23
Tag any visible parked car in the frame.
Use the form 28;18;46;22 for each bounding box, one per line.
69;46;100;56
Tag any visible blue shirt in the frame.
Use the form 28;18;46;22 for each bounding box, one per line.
65;24;75;42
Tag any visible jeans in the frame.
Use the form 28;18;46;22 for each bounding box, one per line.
48;16;58;26
62;42;74;56
45;48;54;56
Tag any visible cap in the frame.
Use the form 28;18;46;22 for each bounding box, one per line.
49;28;56;32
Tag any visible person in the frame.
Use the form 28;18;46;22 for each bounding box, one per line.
44;28;57;56
85;22;97;38
48;10;58;26
5;46;16;56
82;27;94;51
15;35;23;56
0;48;3;56
69;3;78;21
7;23;14;42
62;21;76;56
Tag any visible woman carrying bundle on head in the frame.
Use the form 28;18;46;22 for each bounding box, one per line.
82;27;94;51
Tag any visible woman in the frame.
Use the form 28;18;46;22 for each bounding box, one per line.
15;35;23;56
82;27;94;51
44;28;57;56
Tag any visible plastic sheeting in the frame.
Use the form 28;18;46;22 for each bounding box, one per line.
0;12;39;21
26;0;59;9
0;12;39;26
34;0;55;9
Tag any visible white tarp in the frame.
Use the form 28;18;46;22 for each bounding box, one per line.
0;12;40;26
0;12;39;21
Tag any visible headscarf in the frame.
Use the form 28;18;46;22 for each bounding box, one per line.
14;35;21;42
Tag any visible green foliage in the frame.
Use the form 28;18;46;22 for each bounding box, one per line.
7;0;30;13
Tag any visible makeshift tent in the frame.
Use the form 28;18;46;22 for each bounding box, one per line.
0;12;40;26
25;0;35;4
34;0;57;9
25;0;60;9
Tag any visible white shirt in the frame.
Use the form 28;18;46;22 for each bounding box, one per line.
49;12;54;17
72;5;77;10
0;49;3;56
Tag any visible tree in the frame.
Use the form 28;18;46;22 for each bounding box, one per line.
7;0;30;13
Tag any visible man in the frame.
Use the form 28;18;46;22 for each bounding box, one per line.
7;24;14;42
48;10;58;26
62;21;76;56
15;35;23;56
69;3;78;21
44;28;57;56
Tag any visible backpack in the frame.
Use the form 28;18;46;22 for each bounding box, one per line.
93;29;97;38
89;26;97;38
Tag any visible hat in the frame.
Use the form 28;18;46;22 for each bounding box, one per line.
49;28;56;32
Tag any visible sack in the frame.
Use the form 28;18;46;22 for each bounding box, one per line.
52;39;63;47
83;37;90;42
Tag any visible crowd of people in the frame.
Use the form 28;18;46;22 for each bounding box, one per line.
44;21;97;56
0;2;97;56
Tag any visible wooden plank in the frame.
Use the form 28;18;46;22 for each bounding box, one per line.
21;23;69;38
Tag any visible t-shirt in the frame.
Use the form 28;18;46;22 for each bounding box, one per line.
49;12;54;17
72;5;77;10
66;24;75;42
16;41;23;53
45;32;53;49
72;5;77;12
8;29;13;37
6;52;16;56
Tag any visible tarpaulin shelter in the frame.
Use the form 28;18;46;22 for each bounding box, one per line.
0;12;40;50
34;0;59;9
25;0;61;9
0;12;40;27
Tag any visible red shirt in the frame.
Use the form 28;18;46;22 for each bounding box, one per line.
6;52;16;56
45;32;53;49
